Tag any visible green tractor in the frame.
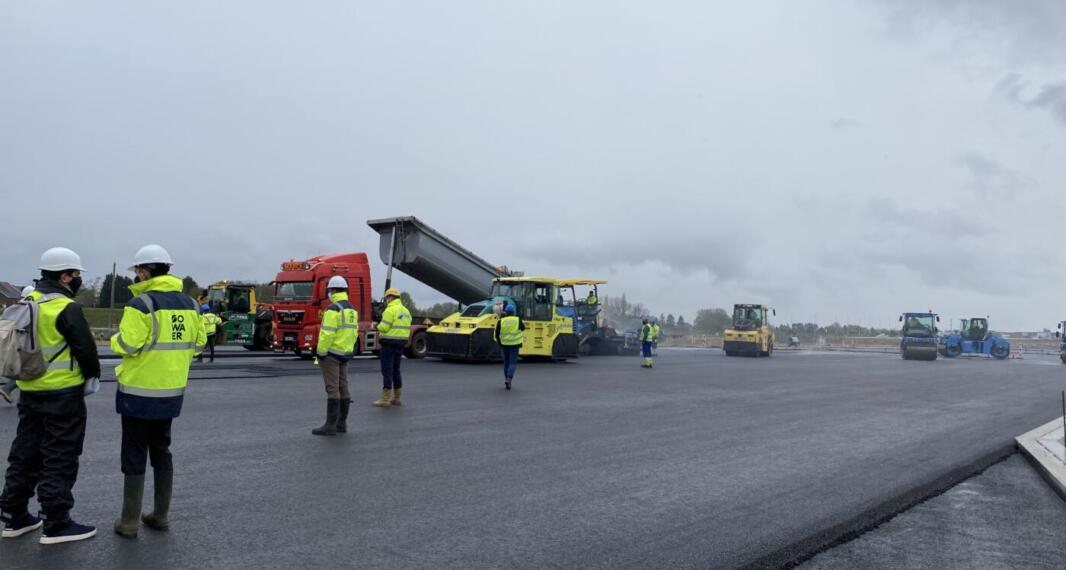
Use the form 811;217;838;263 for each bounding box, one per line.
202;281;273;351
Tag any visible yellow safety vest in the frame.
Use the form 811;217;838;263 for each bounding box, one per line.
378;298;412;342
651;324;661;341
202;312;221;335
640;324;652;342
111;275;205;399
317;292;358;358
18;294;83;392
498;316;523;346
587;295;598;305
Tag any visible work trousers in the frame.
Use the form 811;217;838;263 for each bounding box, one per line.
642;341;653;358
380;342;404;390
320;357;350;399
121;415;173;476
501;345;519;380
198;334;215;362
0;388;86;520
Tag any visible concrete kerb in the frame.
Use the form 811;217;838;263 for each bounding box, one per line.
1016;416;1066;502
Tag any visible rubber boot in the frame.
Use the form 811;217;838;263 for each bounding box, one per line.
372;389;392;408
312;399;339;436
113;474;145;538
141;470;173;531
336;398;351;433
390;388;402;406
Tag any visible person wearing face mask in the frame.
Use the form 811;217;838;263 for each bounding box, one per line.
110;244;205;539
0;248;100;545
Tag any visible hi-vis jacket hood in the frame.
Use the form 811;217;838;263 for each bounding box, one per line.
129;274;184;296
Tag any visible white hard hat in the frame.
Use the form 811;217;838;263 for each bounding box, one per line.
21;285;34;297
129;244;173;271
326;276;348;289
38;247;86;272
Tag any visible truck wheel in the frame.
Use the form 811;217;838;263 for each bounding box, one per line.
405;332;428;359
991;345;1009;360
944;344;961;358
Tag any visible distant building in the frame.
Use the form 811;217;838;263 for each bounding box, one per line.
0;282;24;307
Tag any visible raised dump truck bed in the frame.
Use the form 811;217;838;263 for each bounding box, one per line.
366;216;508;305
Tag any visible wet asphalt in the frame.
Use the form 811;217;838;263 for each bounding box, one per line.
1;348;1064;569
803;454;1066;569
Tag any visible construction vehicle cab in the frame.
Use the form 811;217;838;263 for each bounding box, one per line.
555;279;630;355
898;312;938;360
426;277;578;361
940;316;1010;359
724;304;775;357
1056;322;1065;364
202;281;273;350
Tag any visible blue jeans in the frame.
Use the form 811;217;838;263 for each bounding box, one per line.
2;377;17;395
380;342;404;389
501;346;519;380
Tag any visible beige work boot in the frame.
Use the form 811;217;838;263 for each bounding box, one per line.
372;388;392;408
390;388;402;406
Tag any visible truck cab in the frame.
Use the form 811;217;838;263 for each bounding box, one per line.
724;304;775;357
899;312;938;360
426;277;578;361
271;254;374;358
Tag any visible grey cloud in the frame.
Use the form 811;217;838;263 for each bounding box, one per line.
830;118;859;131
516;233;754;283
997;73;1066;126
868;198;985;238
956;152;1032;196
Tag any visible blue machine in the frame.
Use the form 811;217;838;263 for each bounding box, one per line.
899;312;939;361
940;317;1010;360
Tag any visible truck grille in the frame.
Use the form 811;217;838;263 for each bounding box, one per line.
277;311;304;324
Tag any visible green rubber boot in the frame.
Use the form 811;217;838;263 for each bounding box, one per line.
141;470;173;531
114;474;145;538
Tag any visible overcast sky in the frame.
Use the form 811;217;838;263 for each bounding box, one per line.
2;1;1063;330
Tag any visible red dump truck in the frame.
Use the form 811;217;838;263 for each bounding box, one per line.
271;253;430;359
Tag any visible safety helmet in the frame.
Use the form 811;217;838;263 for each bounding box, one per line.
21;285;34;297
326;276;348;290
504;303;516;315
201;304;211;313
38;247;86;272
384;288;401;298
129;244;173;271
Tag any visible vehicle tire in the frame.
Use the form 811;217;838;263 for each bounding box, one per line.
405;331;428;359
991;345;1009;360
944;343;961;358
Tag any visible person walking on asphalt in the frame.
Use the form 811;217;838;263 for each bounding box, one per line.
373;288;412;407
0;248;100;545
111;244;206;539
639;317;654;368
197;305;221;363
493;303;524;390
312;276;358;436
650;317;661;356
0;286;37;405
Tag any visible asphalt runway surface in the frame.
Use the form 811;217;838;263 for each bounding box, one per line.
803;454;1066;569
1;349;1064;569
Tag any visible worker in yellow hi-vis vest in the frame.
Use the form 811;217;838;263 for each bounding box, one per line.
110;244;206;539
373;288;412;407
198;305;221;364
493;304;525;390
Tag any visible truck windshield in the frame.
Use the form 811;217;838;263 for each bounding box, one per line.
733;306;763;329
903;315;934;337
275;282;313;301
